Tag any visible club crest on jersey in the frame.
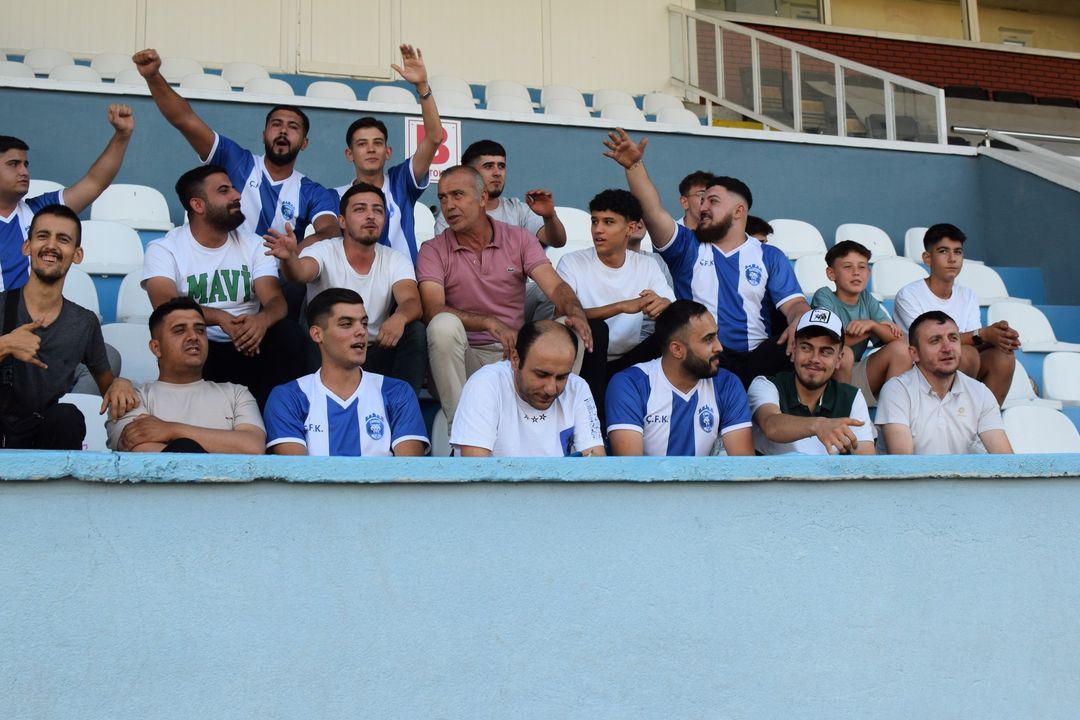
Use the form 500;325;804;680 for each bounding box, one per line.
744;263;763;286
280;201;296;221
365;413;386;440
698;405;716;433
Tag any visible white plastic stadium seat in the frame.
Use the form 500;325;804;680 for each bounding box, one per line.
871;257;928;300
115;271;154;324
0;60;34;79
600;105;646;123
903;226;928;262
955;263;1028;305
484;79;531;105
305;80;356;101
655;107;701;127
429;75;471;97
643;92;684;115
27;178;64;198
221;61;268;88
592;88;636;111
79;220;145;276
243;77;294;96
180;73;231;92
834;223;896;261
91;52;134;80
486;95;534;114
91;184;174;232
544;207;594;268
367;85;417;105
1039;352;1080;407
61;267;101;320
1002;359;1061;410
112;68;145;87
59;393;108;451
48;65;102;83
767;219;827;259
793;253;833;296
1002;405;1080;453
987;302;1080;353
159;56;203;84
541;84;586;108
433;89;474;111
542;99;590;118
430;408;451;457
23;48;74;75
414;202;436;244
101;323;158;385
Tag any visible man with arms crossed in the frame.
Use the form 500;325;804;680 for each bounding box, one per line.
606;300;754;457
107;296;265;453
264;288;428;457
748;308;875;455
876;310;1013;455
451;320;604;457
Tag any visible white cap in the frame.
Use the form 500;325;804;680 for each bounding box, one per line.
796;308;844;343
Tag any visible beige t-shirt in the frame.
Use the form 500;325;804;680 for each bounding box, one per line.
106;379;264;450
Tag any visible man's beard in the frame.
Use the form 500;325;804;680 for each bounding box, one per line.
264;141;301;167
695;210;734;244
683;351;720;380
486;185;503;200
795;368;829;392
206;203;245;232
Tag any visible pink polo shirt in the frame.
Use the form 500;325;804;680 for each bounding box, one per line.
417;218;551;345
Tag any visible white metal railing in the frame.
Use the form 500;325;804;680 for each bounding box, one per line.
669;5;947;144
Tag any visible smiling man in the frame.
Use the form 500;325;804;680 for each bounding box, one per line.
264;288;428;457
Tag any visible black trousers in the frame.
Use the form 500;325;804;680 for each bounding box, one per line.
204;318;308;410
579;319;662;430
1;402;85;450
720;334;794;389
363;320;428;398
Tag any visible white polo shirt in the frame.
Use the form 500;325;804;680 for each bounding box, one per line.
874;366;1004;454
893;278;981;335
747;375;874;455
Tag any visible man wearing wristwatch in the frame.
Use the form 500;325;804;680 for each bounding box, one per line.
892;223;1018;405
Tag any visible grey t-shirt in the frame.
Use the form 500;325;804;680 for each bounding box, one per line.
2;291;109;417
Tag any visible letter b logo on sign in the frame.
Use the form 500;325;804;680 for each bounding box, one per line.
407;118;460;183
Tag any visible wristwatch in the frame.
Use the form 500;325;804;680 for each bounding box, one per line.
972;332;984;348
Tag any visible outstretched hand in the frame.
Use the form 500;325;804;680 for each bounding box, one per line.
602;128;648;169
263;223;298;260
391;44;428;88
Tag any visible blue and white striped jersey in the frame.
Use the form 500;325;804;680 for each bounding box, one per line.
1;190;62;291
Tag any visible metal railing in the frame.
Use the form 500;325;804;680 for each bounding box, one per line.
669;5;947;144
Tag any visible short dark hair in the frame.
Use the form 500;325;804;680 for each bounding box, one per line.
149;296;205;337
655;299;710;349
825;240;872;266
515;320;576;363
908;310;956;346
265;105;310;136
345;117;388;146
461;139;506;167
339;182;387;215
588;188;642;222
678;170;712;196
705;176;753;209
175;164;229;213
745;215;773;238
923;223;966;250
306;288;364;328
29;204;81;247
0;136;29;154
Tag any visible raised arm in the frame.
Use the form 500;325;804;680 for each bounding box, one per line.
525;190;567;248
602;128;676;245
62;104;135;213
391;44;444;184
263;224;320;283
132;48;216;159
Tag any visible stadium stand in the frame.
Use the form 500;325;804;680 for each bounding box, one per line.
428;74;472;98
22;47;73;75
414;201;436;244
367;84;416;105
305;80;356;101
487;95;535;114
600;105;646;124
543;98;590;118
642;92;684;115
955;263;1028;305
115;271;154;325
180;73;231;92
158;56;203;84
871;257;928;300
591;88;636;112
903;226;929;261
484;79;531;105
1041;352;1080;406
833;223;896;261
767;219;827;259
243;77;295;96
655;107;701;127
90;184;174;232
90;52;135;80
1003;405;1080;453
27;178;63;197
541;84;587;108
0;60;33;78
1003;359;1062;411
48;65;102;84
793;253;832;295
61;267;102;321
988;302;1080;353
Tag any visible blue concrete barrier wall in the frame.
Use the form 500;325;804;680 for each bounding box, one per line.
3;452;1080;719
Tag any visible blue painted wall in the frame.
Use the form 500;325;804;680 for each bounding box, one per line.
3;453;1080;719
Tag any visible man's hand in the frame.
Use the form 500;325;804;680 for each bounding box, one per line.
638;290;671;319
813;416;864;455
4;319;46;368
776;322;798;356
563;314;593;353
118;414;174;451
602;128;648;169
230;314;270;356
101;378;140;422
107;104;135;138
524;189;556;219
982;320;1020;352
390;44;428;88
487;318;518;359
879;320;903;340
263;223;299;261
131;48;162;78
376;314;406;348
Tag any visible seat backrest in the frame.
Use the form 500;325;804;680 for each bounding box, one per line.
600;105;645;123
1003;405;1080;453
180;72;231;92
766;219;827;259
794;253;833;296
90;184;174;231
79;220;145;275
48;65;101;83
592;88;635;111
655;107;701;127
432;88;474;110
305;80;356;101
643;92;683;115
367;84;417;105
871;257;929;300
429;74;471;96
541;84;586;108
58;393;109;451
904;226;929;261
987;301;1056;345
430;408;451;457
1041;352;1080;404
414;201;436;243
115;271;153;324
243;77;294;96
486;95;534;114
484;79;531;104
0;60;33;78
545;207;594;268
101;323;158;385
221;61;268;88
160;56;203;84
23;47;74;75
1004;359;1038;405
544;98;591;118
28;178;64;198
61;267;101;320
90;52;134;80
834;222;896;261
954;263;1010;304
112;67;145;87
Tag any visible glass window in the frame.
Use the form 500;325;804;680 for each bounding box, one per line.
978;0;1080;53
696;0;822;24
830;0;965;39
